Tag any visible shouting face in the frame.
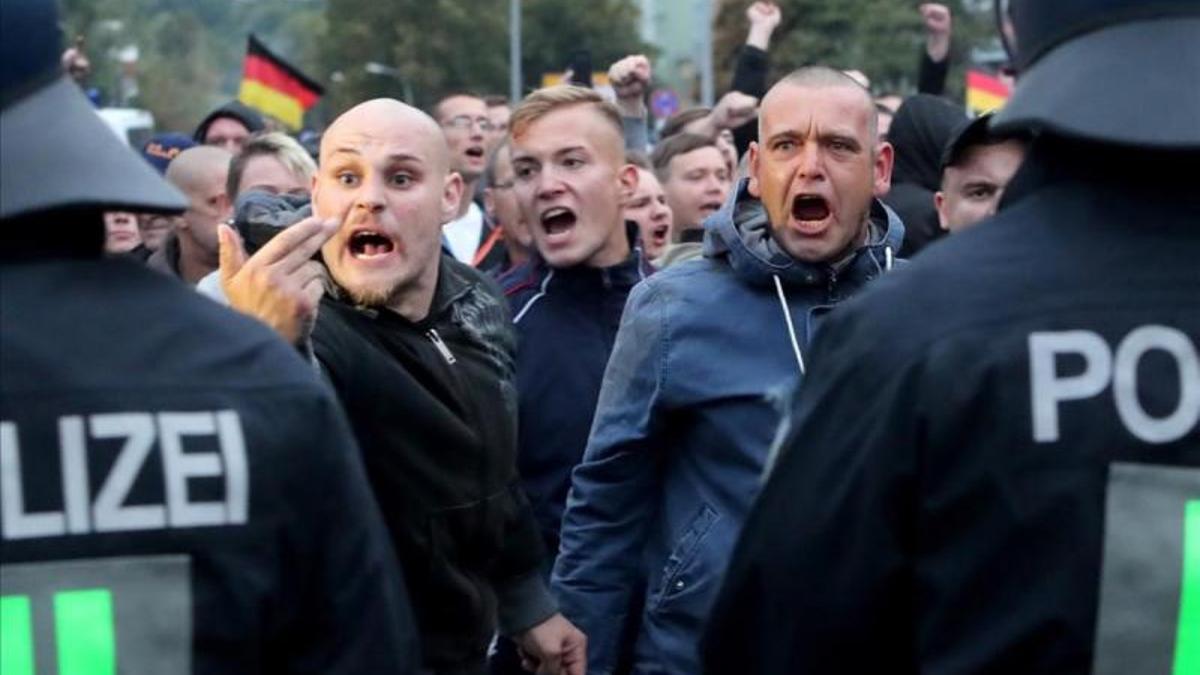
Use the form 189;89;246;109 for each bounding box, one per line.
750;79;892;263
511;102;636;269
314;99;462;309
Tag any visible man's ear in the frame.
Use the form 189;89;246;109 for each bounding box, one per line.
747;141;762;198
873;141;895;197
935;190;949;231
618;163;639;203
442;171;465;224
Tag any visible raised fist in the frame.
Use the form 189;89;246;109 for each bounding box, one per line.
920;3;952;37
608;54;652;102
746;2;782;32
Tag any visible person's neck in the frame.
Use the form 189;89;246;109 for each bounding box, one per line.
385;258;440;323
177;233;216;285
454;180;478;219
583;221;632;269
507;242;532;269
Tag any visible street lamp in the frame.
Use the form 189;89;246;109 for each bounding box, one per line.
364;61;413;103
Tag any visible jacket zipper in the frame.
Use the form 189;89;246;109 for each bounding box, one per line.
426;328;457;364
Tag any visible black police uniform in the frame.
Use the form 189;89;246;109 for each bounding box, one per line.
700;0;1200;668
1;258;421;674
701;136;1199;674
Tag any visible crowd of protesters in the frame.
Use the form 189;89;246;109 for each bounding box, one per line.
2;0;1197;674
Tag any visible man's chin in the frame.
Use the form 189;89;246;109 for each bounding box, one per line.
328;267;403;308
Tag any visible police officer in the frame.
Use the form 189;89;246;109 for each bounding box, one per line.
701;1;1199;673
0;1;418;672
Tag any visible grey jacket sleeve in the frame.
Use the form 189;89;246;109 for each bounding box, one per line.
623;113;650;154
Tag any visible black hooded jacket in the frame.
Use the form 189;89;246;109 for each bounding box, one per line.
192;101;265;144
702;138;1200;674
883;94;966;257
312;254;555;672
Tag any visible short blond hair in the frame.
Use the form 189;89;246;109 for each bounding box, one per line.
510;85;623;141
227;131;317;200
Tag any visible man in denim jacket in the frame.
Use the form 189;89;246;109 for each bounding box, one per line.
551;67;903;675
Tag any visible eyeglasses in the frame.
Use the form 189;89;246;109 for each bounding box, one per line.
442;115;496;132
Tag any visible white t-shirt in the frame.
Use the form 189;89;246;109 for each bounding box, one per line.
443;202;483;264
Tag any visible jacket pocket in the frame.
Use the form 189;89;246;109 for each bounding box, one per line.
648;503;720;612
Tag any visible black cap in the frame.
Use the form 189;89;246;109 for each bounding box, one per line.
941;113;1030;174
0;0;187;220
992;0;1200;148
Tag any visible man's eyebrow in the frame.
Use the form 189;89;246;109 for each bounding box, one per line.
329;147;361;156
385;153;425;164
820;131;862;147
765;129;802;144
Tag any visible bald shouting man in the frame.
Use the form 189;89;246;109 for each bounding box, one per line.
219;99;587;675
149;145;231;284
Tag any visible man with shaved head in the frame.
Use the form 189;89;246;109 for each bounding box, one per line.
220;98;586;675
148;145;231;284
550;66;903;675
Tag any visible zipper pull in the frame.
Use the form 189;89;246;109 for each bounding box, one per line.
426;329;457;364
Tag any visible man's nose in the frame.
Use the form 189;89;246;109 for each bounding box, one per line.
796;143;826;179
356;175;387;212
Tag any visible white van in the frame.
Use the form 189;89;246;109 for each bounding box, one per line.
96;107;155;149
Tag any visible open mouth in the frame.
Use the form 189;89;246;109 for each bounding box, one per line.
699;201;723;216
652;223;670;242
540;207;578;237
791;194;831;222
349;229;396;259
465;146;486;161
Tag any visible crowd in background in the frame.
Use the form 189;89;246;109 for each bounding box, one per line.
3;0;1197;674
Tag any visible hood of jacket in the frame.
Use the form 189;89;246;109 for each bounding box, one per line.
703;178;904;288
888;94;966;190
192;101;266;143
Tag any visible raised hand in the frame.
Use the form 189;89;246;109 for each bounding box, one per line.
746;2;782;50
219;217;337;345
920;3;953;62
712;91;759;130
608;54;652;117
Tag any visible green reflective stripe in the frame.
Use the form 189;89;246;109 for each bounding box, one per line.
1;595;35;675
1177;501;1200;675
54;589;116;675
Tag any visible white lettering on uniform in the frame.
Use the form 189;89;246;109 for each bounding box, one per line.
1113;326;1200;444
92;413;165;532
1029;326;1200;445
1;421;66;539
0;410;251;540
1029;331;1113;443
159;412;225;528
60;416;90;534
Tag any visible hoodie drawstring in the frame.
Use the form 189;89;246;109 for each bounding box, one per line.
772;275;806;376
885;245;894;271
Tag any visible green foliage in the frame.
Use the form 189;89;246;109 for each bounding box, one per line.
713;0;997;100
322;0;650;116
60;0;326;132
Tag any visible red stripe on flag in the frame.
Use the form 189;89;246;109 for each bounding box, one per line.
243;54;320;108
966;70;1010;99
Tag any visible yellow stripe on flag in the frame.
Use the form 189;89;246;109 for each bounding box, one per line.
238;80;305;130
966;89;1007;114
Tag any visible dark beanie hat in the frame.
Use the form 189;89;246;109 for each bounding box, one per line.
193;101;266;143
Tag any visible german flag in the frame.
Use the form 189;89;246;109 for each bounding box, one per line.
965;69;1010;115
237;35;323;130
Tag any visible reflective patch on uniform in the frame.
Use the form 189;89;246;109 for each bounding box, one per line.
0;556;190;674
1092;463;1200;675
